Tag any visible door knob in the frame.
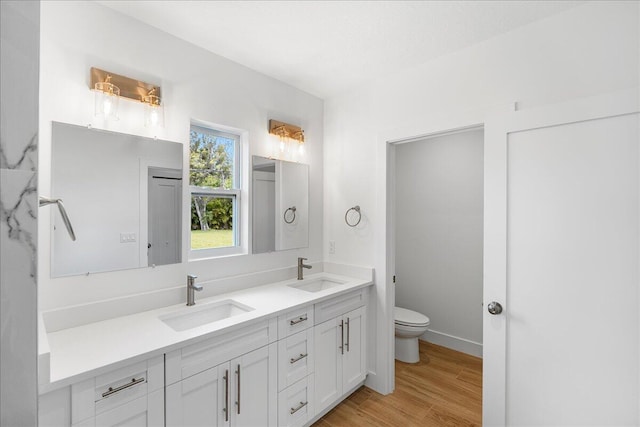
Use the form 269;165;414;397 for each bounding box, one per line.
487;301;503;315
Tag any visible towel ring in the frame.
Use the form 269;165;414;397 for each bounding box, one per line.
345;206;361;227
284;206;297;224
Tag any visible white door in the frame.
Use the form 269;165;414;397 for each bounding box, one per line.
231;344;277;427
148;167;182;266
314;318;342;415
165;364;228;427
342;307;366;392
484;91;639;426
252;170;276;253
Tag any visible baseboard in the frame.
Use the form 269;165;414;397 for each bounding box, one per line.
422;329;483;358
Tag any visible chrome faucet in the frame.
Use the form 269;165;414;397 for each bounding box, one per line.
297;257;312;280
186;274;203;306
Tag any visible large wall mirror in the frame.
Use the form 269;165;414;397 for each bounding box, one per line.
252;156;309;253
50;122;183;277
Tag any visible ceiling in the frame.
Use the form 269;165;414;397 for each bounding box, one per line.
99;1;583;99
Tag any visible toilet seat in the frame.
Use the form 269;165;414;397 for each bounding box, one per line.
394;307;430;327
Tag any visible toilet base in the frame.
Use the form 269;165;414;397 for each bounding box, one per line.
395;336;420;363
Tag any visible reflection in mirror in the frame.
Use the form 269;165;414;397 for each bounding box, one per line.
50;122;183;277
252;156;309;253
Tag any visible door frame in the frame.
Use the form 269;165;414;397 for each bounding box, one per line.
483;89;639;426
373;103;514;394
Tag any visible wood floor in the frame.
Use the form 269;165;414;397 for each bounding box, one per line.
313;341;482;427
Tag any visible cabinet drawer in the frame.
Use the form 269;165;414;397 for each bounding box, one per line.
71;356;163;425
166;317;277;385
94;389;163;427
314;289;366;324
278;305;314;338
278;375;314;427
277;329;314;391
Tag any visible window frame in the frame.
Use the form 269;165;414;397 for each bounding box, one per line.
188;125;243;259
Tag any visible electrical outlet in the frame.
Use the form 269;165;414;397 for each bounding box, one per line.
329;241;335;254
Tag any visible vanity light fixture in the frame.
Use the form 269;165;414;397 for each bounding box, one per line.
268;119;305;161
90;67;163;126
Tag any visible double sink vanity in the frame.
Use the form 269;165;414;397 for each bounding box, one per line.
38;269;373;427
40;123;370;426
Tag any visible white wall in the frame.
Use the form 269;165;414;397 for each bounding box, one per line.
39;1;324;310
1;1;39;424
323;1;639;392
395;129;483;356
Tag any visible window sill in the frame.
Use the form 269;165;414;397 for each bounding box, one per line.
188;246;246;262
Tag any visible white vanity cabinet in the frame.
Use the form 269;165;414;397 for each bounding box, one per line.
70;356;165;427
165;319;278;427
313;290;367;417
39;277;372;427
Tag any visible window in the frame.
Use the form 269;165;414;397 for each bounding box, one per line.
189;124;241;255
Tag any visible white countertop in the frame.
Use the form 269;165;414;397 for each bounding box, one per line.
40;272;372;393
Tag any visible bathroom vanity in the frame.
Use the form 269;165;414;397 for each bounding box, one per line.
38;271;372;427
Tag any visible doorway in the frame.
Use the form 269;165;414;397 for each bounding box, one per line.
394;128;484;356
392;127;484;423
148;167;182;266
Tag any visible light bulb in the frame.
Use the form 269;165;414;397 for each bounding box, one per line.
298;143;305;157
103;97;112;116
149;108;159;126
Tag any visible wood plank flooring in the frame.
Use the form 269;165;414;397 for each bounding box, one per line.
313;341;482;427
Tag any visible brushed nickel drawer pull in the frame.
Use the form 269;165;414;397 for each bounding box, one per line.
223;369;229;421
289;315;308;326
339;320;344;354
290;401;308;415
102;377;145;398
236;364;241;414
290;353;308;364
346;317;350;352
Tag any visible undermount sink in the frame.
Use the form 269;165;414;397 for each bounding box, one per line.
288;278;346;293
159;299;254;332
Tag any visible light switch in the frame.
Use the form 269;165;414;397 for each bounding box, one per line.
120;233;137;243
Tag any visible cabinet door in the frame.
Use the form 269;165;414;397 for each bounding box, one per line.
166;364;229;427
94;389;163;427
342;307;366;392
313;318;342;415
231;343;277;427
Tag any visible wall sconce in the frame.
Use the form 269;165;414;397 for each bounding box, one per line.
90;67;163;127
268;119;305;161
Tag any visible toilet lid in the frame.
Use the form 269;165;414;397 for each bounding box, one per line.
394;307;430;327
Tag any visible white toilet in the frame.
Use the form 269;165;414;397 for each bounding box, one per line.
394;306;430;363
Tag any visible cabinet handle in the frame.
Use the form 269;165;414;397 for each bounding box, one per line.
235;364;241;414
290;401;308;415
223;369;229;422
290;315;308;326
101;377;145;398
346;317;350;352
339;320;344;355
290;353;308;364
